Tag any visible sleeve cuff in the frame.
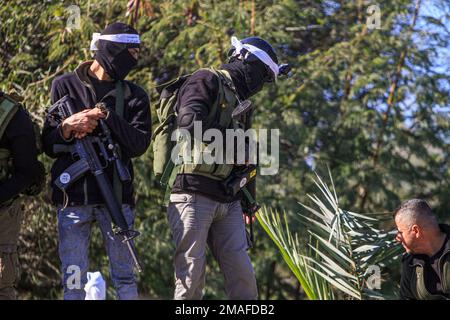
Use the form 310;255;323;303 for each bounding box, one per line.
58;124;74;143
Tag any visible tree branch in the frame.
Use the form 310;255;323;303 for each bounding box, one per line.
358;0;422;211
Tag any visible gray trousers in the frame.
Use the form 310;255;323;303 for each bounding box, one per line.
167;192;258;300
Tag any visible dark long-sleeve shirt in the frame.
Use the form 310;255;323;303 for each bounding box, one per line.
171;68;255;203
0;107;42;203
42;61;151;206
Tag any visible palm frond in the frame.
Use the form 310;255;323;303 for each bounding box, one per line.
257;169;402;299
257;207;335;300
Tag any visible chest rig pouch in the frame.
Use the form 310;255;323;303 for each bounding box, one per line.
178;68;240;180
415;251;450;300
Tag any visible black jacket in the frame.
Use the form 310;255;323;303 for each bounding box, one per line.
171;67;256;203
42;61;151;207
399;224;450;299
0;106;42;203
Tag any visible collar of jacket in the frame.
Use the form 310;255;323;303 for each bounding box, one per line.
74;61;132;103
409;224;450;268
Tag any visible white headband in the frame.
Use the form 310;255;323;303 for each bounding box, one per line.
90;33;140;51
231;36;279;78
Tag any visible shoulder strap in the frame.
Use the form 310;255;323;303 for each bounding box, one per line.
415;265;448;300
113;81;125;205
214;69;238;94
441;256;450;294
212;68;240;130
0;94;20;140
115;81;125;117
205;68;239;129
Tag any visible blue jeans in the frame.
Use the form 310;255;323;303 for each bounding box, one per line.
57;205;138;300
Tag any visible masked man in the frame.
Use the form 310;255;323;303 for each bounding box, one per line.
0;91;44;299
395;199;450;300
166;36;288;299
42;22;151;300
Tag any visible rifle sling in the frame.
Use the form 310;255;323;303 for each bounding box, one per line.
113;81;125;206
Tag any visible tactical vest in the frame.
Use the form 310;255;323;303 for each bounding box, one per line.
0;93;19;182
158;68;243;189
156;68;245;204
177;68;240;180
415;250;450;300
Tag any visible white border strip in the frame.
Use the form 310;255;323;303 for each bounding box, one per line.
231;36;279;77
90;33;140;50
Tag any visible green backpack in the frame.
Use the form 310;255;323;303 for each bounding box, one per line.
152;73;190;181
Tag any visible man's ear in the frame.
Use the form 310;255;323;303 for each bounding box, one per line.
411;224;420;237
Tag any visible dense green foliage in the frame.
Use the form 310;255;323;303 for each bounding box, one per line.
0;0;448;299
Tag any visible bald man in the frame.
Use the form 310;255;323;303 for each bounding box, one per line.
394;199;450;300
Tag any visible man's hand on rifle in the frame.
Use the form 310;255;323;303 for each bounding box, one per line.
61;107;106;140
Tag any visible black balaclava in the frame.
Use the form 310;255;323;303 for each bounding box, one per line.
221;59;270;100
94;22;140;80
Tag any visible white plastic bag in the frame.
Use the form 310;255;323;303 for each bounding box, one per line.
84;271;106;300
